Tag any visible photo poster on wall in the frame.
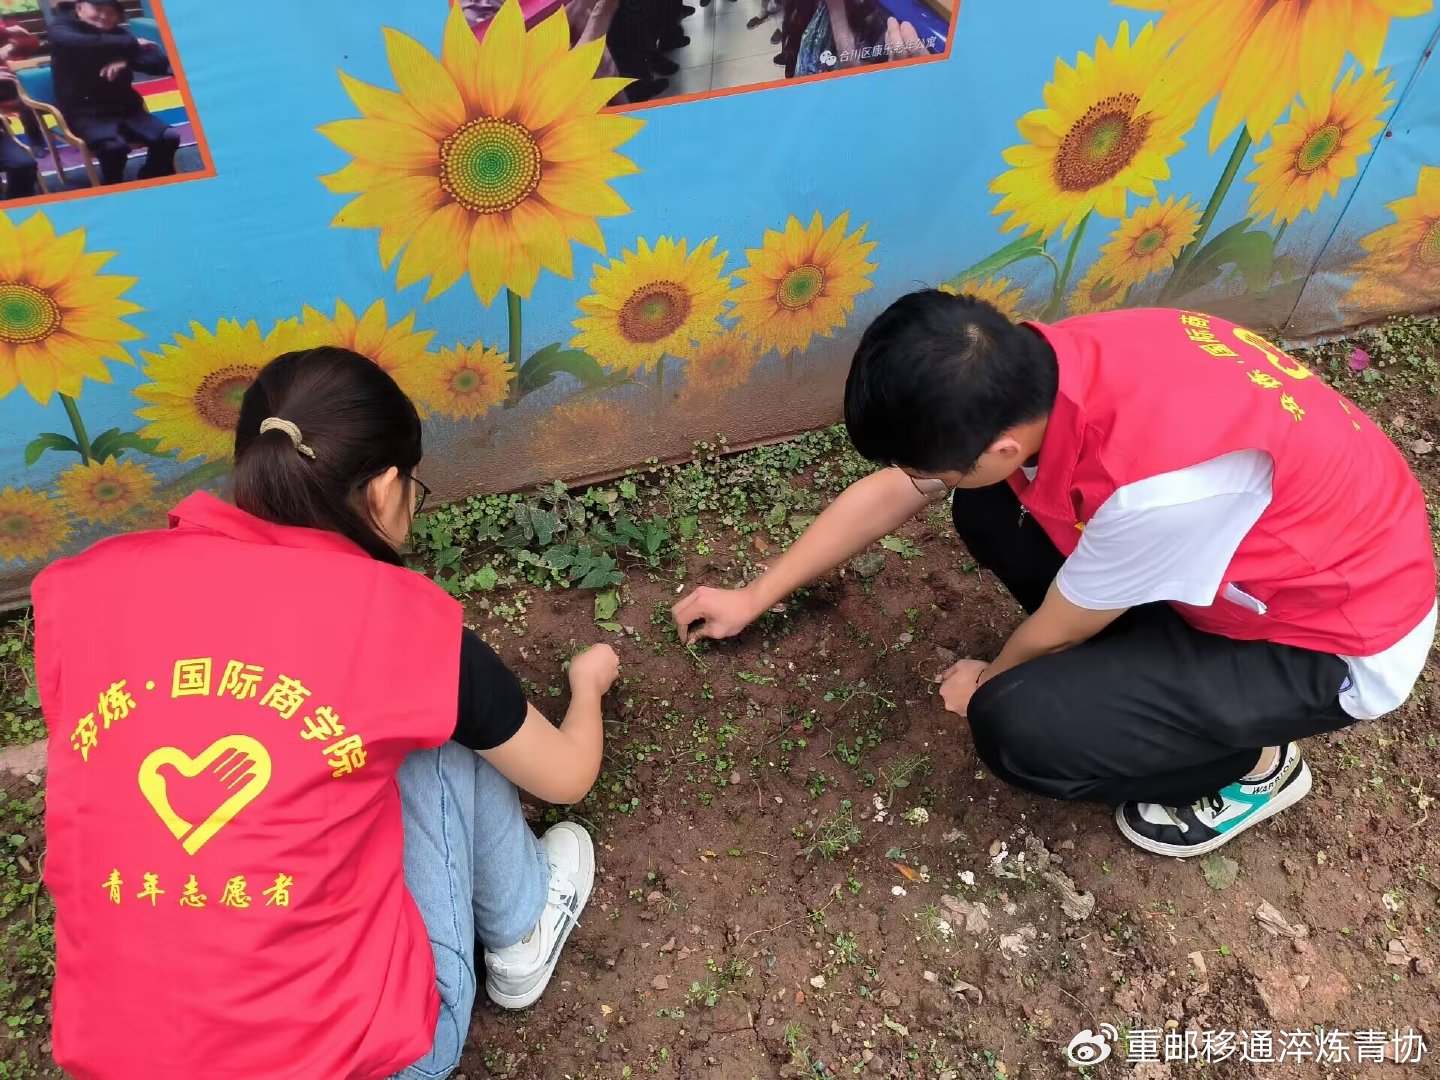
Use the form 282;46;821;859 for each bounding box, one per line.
0;0;1437;606
453;0;956;105
1;0;212;205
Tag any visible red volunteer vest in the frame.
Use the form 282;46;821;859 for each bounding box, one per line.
1015;309;1435;655
34;493;461;1080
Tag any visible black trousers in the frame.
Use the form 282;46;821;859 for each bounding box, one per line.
0;126;38;199
71;111;178;186
954;481;1354;807
608;0;663;77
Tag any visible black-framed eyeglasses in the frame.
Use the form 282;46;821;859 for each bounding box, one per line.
410;475;432;515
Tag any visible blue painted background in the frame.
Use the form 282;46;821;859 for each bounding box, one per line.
2;0;1437;604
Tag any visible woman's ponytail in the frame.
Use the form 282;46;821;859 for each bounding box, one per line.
231;347;423;565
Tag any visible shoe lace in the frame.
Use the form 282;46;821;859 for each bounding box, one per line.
545;860;582;936
1190;792;1225;817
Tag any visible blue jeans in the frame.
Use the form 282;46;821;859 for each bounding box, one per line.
392;741;549;1079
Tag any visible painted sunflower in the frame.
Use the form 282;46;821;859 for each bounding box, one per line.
55;458;157;523
1115;0;1430;150
1343;164;1440;313
1095;196;1202;286
730;212;877;356
938;278;1027;320
527;397;629;474
319;1;642;304
424;343;514;418
1246;69;1394;228
0;486;71;564
280;299;437;398
989;21;1202;241
571;237;730;374
682;332;763;393
0;211;143;405
134;318;275;463
1067;260;1128;316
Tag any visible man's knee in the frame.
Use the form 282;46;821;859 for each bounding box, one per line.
968;678;1048;789
154;127;180;149
967;674;1094;800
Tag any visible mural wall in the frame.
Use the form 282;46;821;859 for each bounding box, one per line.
1;0;1437;606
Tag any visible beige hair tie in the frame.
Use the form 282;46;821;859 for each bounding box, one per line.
259;417;316;459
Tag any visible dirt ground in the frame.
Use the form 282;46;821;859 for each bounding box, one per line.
1;326;1438;1080
455;495;1438;1080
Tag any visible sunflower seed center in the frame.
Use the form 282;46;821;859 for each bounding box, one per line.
196;366;258;431
1053;94;1149;192
0;282;62;345
440;117;543;216
451;368;483;393
618;281;692;343
777;265;824;310
1296;122;1343;175
1133;226;1167;256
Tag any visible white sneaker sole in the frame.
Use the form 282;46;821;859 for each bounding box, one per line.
485;823;595;1010
1115;760;1312;859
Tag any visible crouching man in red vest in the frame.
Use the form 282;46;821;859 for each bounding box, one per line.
674;293;1436;857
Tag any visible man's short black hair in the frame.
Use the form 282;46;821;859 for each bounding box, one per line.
843;289;1059;474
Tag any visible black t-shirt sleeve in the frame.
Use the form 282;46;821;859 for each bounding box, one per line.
453;629;528;751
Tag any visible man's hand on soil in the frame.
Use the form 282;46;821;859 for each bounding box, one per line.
937;658;988;717
671;585;763;645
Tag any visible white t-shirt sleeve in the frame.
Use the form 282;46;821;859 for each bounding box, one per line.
1055;450;1275;611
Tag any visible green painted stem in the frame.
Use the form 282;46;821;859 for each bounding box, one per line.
1042;214;1090;321
60;393;93;463
653;357;666;415
505;288;523;404
1164;129;1254;298
1040;251;1064;292
1272;221;1288;250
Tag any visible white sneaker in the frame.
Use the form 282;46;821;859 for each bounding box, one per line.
483;822;595;1009
1115;742;1312;858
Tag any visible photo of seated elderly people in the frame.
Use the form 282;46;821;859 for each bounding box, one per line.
458;0;952;106
1;0;207;204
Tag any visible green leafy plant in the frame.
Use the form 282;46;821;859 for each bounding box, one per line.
411;479;677;595
0;620;43;752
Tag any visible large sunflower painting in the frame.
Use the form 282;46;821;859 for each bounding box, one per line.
1115;0;1432;151
320;1;643;305
989;21;1202;242
0;212;144;405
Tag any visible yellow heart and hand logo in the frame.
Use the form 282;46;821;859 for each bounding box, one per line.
138;735;273;855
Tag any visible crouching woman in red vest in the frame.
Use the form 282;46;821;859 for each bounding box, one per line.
34;347;618;1079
